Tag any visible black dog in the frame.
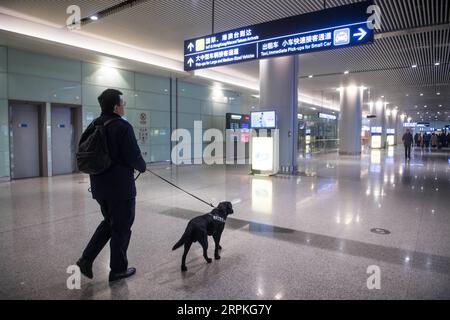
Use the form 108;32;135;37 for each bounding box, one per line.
172;201;234;272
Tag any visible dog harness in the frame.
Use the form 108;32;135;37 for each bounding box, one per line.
208;213;226;224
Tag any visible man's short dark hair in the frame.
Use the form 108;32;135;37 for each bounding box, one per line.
98;89;123;114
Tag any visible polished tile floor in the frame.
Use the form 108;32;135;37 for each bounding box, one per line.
1;146;450;299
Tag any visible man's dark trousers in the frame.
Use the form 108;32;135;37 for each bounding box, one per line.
82;198;135;272
404;144;411;160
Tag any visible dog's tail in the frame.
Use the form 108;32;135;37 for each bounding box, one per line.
172;228;191;251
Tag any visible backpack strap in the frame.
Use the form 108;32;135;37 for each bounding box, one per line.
103;118;122;127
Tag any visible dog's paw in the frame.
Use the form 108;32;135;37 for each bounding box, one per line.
214;255;221;260
181;265;187;272
206;258;212;263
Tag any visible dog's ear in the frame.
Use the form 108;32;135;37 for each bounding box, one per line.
229;204;234;214
225;202;234;215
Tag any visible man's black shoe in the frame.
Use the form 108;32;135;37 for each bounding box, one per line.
76;258;93;279
109;267;136;282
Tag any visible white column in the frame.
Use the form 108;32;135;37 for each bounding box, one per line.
391;109;399;145
259;56;298;173
338;86;363;155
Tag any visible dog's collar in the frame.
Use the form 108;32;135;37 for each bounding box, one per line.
208;213;226;224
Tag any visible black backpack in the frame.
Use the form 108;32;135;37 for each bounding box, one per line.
76;118;120;175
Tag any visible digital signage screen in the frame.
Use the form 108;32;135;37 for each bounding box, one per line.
226;113;250;131
371;126;382;134
251;111;276;129
386;129;395;134
318;112;337;120
184;1;375;71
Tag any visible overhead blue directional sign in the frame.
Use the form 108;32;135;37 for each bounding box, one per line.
184;1;375;71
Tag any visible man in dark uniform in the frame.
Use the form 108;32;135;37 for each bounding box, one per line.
402;129;413;161
77;89;146;282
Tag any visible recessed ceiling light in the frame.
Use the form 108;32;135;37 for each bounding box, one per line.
308;75;314;78
412;64;417;68
439;105;442;107
424;105;427;108
420;93;424;96
344;71;349;75
437;92;441;95
90;15;98;21
435;62;440;66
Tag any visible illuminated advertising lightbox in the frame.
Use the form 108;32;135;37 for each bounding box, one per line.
371;135;382;149
184;1;374;71
251;111;276;129
387;135;395;146
252;137;274;171
386;129;395;134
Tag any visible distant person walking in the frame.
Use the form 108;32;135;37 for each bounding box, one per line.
438;133;445;150
414;133;420;147
431;133;438;150
402;129;413;161
420;133;425;150
424;133;431;149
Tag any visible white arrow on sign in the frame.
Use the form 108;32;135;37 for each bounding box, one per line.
187;58;194;67
187;42;195;52
353;28;367;41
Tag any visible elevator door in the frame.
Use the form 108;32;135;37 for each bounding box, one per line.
51;106;75;175
11;104;40;179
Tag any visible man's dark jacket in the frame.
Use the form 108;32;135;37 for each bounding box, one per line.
87;113;146;200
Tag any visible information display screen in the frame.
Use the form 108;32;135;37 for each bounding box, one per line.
251;111;276;129
319;112;337;120
371;127;382;134
184;1;374;71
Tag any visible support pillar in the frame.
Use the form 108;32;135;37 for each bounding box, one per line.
338;86;363;155
259;56;298;173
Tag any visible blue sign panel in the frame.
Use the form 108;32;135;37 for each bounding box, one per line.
184;1;374;71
